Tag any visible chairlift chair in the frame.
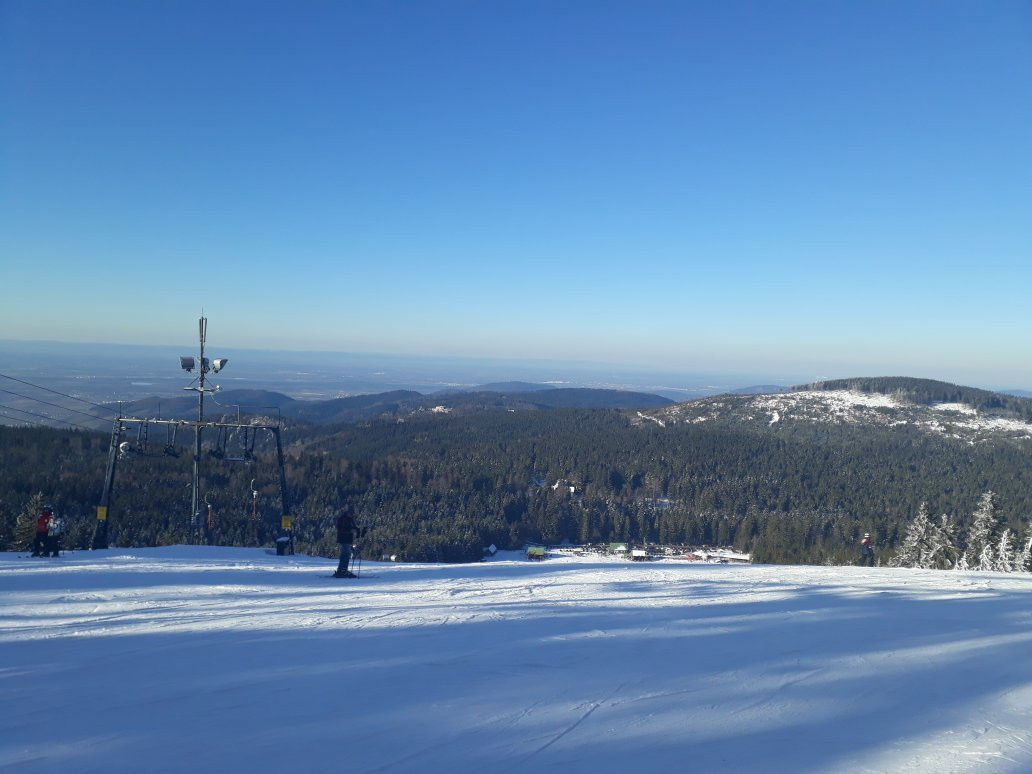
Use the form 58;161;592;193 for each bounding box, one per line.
164;423;180;457
208;425;227;459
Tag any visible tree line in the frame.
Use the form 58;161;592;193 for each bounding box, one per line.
3;404;1031;566
798;376;1032;420
889;491;1032;572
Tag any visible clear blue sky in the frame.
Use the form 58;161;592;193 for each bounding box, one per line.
2;0;1030;386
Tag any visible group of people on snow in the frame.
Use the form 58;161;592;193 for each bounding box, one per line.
29;499;362;572
32;504;64;557
26;495;879;572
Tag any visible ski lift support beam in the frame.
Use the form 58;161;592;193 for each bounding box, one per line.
91;416;290;550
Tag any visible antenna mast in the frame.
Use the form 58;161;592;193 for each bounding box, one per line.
191;316;206;540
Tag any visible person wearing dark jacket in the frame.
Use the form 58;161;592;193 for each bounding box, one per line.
333;508;362;578
32;505;52;557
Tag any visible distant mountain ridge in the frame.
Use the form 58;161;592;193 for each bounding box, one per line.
96;376;1032;433
466;381;559;393
640;376;1032;444
794;376;1032;420
106;385;673;427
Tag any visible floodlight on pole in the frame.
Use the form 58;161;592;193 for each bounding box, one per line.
91;320;294;553
183;316;228;543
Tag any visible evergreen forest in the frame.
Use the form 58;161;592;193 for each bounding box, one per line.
4;381;1032;566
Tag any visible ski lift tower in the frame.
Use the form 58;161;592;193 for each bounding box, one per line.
180;315;228;542
91;316;294;551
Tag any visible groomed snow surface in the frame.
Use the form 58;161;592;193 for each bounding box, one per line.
4;548;1032;773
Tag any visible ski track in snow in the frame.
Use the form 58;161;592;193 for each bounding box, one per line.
4;547;1032;773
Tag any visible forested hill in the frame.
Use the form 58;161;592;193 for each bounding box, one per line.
651;379;1032;447
793;377;1032;420
106;387;672;428
5;375;1032;567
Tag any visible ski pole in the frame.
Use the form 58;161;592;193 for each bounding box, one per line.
354;545;362;578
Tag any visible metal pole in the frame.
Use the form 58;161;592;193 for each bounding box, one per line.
92;418;124;549
274;426;293;554
192;316;206;543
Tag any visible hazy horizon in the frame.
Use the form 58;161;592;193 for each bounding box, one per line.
1;338;1030;405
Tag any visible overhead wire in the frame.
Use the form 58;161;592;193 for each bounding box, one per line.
0;372;120;414
0;403;98;431
0;386;114;424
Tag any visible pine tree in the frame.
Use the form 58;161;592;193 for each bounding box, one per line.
925;513;958;570
955;551;970;571
1019;528;1032;573
995;529;1017;573
891;502;931;568
0;501;14;551
14;492;45;551
979;541;997;573
966;491;1001;572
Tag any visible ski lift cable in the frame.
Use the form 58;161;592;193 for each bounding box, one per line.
0;386;115;423
0;403;98;431
0;372;120;414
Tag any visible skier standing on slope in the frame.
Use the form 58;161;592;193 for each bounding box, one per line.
859;533;875;567
333;506;363;578
31;505;52;557
46;511;65;557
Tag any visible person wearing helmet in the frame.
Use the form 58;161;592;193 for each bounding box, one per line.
859;533;875;567
31;505;52;557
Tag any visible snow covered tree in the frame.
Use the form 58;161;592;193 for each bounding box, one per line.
955;550;970;572
1019;528;1032;573
994;529;1017;573
924;513;958;570
978;542;996;573
14;492;45;551
966;491;1001;572
891;502;931;568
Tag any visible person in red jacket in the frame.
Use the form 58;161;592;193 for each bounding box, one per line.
859;533;876;567
31;504;52;557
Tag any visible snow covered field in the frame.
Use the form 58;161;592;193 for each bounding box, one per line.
4;548;1032;773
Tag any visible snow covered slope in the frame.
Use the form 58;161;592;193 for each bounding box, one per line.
4;547;1032;773
647;389;1032;443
